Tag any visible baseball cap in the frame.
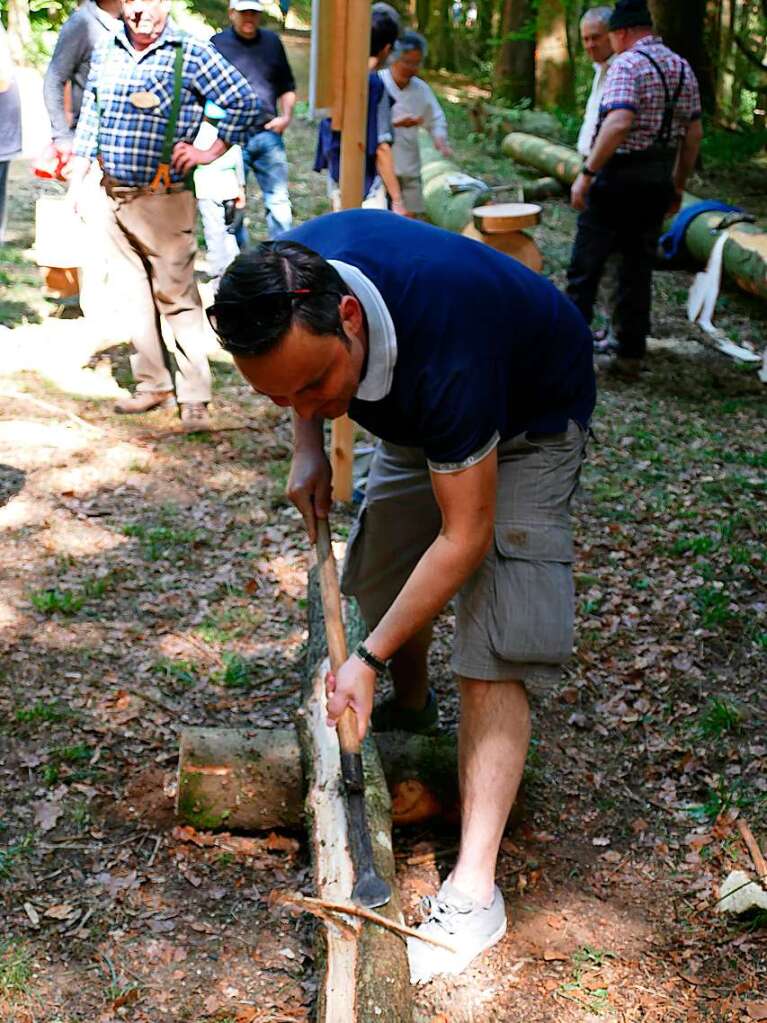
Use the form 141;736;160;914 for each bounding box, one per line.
230;0;264;11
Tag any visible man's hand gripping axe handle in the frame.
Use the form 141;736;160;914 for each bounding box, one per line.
315;518;392;910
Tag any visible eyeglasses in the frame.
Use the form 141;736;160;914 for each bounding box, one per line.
206;289;314;339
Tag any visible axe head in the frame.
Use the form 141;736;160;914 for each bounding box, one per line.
346;790;392;909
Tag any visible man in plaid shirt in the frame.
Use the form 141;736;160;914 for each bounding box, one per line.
69;0;258;431
566;0;702;381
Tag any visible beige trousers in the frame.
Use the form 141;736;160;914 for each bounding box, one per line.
100;186;212;403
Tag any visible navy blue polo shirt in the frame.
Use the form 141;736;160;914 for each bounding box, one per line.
211;26;295;130
285;210;596;469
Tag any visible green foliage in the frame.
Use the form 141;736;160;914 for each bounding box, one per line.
29;587;85;615
701;125;767;167
694;586;735;629
153;657;197;688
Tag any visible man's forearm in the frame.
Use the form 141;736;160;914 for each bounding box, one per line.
293;411;324;451
375;143;403;206
673;124;702;194
279;90;296;120
585;114;633;172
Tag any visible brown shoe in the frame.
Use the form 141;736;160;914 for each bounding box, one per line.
114;390;175;414
596;354;643;382
180;402;211;433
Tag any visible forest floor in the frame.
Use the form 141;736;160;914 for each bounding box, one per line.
1;37;767;1023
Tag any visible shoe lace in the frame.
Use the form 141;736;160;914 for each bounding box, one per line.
419;895;471;936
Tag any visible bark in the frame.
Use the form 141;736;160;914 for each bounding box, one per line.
176;727;461;831
501;131;767;303
420;133;487;232
476;0;495;61
649;0;714;113
493;0;536;104
535;0;575;110
6;0;32;64
298;569;412;1023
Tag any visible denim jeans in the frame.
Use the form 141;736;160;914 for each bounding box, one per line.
239;129;292;241
198;197;240;284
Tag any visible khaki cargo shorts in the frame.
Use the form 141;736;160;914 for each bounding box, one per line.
341;421;587;695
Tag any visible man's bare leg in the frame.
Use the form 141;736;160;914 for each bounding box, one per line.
387;622;433;710
449;677;531;905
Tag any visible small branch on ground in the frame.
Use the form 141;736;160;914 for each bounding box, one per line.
274;890;458;952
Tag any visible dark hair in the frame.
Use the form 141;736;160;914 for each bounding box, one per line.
370;7;400;57
213;241;351;357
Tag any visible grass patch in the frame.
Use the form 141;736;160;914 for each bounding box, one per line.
122;522;206;560
153;657;197;687
694;698;744;739
0;939;33;997
0;835;35;879
694;586;735;629
28;576;114;616
211;652;253;689
15;701;69;724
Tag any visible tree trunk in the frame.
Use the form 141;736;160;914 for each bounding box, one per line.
6;0;32;64
435;0;455;70
493;0;536;104
416;0;431;36
502;130;767;302
299;570;412;1023
535;0;575;110
476;0;495;61
649;0;714;112
176;727;461;831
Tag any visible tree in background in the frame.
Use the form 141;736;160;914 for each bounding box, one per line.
493;0;535;103
535;0;575;110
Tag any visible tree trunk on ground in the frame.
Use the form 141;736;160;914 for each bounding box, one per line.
493;0;536;104
535;0;575;110
176;727;461;831
501;130;767;302
649;0;714;112
298;570;412;1022
6;0;32;64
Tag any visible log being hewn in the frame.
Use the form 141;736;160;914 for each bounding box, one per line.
177;726;460;832
297;570;411;1023
420;133;486;233
501;130;767;302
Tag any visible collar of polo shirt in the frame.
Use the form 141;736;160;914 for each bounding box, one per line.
327;260;398;402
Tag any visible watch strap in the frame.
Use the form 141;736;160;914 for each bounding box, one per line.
354;641;388;675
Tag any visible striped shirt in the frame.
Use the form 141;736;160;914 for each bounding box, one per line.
599;36;701;153
73;20;259;186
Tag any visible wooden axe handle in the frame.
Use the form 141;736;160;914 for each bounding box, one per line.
315;518;360;755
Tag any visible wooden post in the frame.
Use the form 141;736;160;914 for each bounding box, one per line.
330;0;371;503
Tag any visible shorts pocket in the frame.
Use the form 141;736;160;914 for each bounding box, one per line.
489;521;575;665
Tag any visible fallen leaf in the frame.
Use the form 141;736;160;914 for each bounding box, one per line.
44;903;75;920
33;799;63;833
543;949;569;961
592;836;611;846
112;988;139;1010
747;1004;767;1021
23;902;40;926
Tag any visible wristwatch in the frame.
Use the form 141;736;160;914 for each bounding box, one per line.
582;163;597;177
354;641;389;675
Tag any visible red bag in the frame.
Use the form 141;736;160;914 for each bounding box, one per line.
33;143;71;182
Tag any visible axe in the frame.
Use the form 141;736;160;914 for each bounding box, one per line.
315;518;392;910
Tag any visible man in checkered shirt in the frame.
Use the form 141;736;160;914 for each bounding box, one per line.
69;0;258;431
566;0;703;381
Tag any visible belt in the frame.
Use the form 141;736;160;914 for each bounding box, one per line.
102;174;189;198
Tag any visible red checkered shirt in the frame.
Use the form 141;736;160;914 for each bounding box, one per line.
598;36;701;153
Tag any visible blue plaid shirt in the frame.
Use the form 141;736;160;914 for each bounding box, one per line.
73;20;259;186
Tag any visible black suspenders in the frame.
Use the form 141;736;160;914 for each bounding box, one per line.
636;49;686;147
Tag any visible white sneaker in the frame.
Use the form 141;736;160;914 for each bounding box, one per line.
407;880;507;985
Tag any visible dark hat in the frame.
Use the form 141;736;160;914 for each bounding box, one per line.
608;0;653;30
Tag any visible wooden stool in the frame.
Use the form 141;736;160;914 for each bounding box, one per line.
462;201;543;272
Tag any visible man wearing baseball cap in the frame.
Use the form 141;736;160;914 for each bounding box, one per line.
566;0;703;380
211;0;296;240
